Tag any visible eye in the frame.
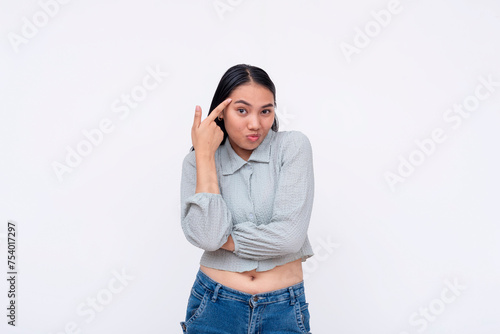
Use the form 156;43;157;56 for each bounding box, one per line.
262;109;272;114
237;108;247;114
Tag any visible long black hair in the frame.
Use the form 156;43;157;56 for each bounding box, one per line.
190;64;279;151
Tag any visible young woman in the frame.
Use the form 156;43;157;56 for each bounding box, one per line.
180;64;315;333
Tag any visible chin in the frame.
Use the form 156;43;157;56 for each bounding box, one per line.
243;143;258;150
249;138;263;147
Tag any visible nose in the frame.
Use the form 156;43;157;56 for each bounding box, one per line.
247;114;259;130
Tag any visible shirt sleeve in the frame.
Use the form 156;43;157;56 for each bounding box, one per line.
180;150;233;252
230;131;315;260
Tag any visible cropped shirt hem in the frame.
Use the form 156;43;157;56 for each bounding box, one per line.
199;240;315;273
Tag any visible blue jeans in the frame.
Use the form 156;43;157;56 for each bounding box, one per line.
180;269;311;333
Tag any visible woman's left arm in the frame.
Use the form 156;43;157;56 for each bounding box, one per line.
229;131;315;260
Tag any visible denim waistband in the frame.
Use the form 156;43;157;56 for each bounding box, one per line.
194;269;305;305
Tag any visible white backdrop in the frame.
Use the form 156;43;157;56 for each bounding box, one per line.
1;0;499;333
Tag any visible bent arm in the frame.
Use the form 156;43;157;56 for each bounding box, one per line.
230;131;315;260
180;151;233;251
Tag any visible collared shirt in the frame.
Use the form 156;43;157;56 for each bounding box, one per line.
180;129;315;272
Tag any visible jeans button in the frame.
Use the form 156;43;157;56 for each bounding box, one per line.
253;296;259;301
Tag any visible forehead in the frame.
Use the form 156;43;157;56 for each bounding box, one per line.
229;83;274;103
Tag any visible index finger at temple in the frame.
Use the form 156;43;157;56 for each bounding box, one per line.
207;98;232;122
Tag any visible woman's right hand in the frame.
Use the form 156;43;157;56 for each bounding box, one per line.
191;98;232;157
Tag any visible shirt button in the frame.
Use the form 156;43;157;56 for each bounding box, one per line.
249;213;254;219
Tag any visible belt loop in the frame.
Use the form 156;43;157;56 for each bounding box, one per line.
212;283;222;302
288;286;296;305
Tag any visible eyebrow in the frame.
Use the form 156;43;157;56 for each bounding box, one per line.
234;99;274;109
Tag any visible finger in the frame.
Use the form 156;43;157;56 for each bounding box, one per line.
192;105;202;129
206;98;232;123
213;125;224;143
216;126;224;139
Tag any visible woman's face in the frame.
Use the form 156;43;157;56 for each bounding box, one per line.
221;82;275;161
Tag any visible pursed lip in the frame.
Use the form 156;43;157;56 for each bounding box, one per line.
247;133;260;142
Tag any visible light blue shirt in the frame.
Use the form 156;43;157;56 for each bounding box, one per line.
180;129;315;272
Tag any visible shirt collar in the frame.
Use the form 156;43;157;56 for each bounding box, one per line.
220;130;275;175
